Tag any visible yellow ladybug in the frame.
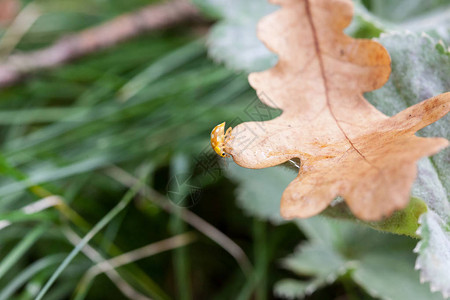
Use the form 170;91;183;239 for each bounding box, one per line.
210;122;232;158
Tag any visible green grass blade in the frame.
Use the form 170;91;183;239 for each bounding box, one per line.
0;254;65;300
118;39;205;101
0;224;48;280
169;155;192;300
34;181;144;300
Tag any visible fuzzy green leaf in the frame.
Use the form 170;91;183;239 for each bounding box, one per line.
278;218;445;300
414;212;450;298
354;0;450;42
366;33;449;200
361;0;448;22
275;240;350;298
365;33;450;298
225;163;295;224
352;249;444;300
274;279;310;300
227;159;447;298
193;0;278;72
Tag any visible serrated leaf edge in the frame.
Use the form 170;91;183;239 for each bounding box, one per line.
414;213;450;299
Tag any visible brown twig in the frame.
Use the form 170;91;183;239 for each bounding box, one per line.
64;227;153;300
84;232;196;282
0;0;201;87
105;166;253;277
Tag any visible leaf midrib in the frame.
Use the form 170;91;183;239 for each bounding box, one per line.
304;0;375;169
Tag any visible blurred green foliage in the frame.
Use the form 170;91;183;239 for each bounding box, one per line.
0;0;449;299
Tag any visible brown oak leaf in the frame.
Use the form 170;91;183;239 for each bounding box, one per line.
226;0;450;221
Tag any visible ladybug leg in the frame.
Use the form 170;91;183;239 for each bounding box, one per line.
224;127;232;137
216;127;233;158
224;127;234;143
